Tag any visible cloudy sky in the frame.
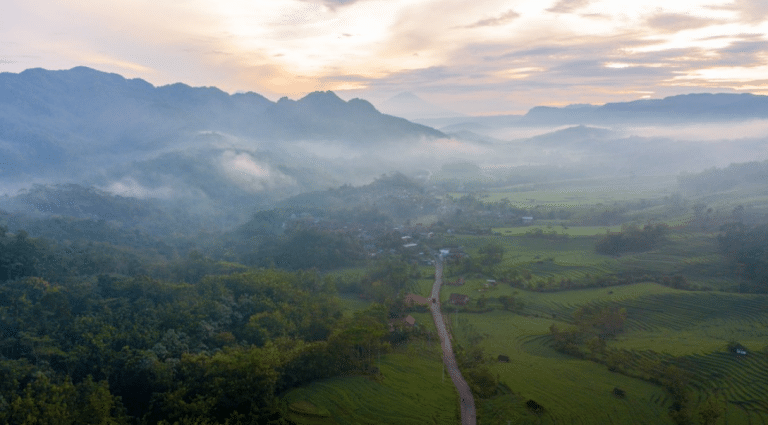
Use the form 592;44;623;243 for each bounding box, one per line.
3;0;768;114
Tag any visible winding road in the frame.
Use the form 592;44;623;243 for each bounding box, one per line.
430;258;477;425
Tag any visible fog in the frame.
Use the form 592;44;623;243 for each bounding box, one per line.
4;67;768;236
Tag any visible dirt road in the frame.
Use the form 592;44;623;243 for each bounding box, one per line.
430;258;477;425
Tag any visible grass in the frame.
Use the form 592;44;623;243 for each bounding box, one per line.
451;175;677;208
282;342;459;425
336;293;372;318
494;224;623;236
442;226;737;291
452;310;674;424
445;282;768;424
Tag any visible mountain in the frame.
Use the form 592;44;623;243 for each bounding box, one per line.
519;93;768;125
378;92;464;121
0;67;445;183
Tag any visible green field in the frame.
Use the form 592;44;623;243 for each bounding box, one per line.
447;283;768;424
494;225;623;236
451;175;677;208
441;226;737;292
282;343;459;425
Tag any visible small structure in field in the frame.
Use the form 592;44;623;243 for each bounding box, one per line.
388;315;417;332
526;399;544;414
613;387;626;398
449;293;470;306
497;354;510;363
404;293;429;306
522;216;534;225
728;342;748;356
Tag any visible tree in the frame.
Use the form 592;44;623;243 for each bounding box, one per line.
478;242;504;267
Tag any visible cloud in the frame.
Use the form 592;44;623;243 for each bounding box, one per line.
104;178;175;199
300;0;364;10
710;0;768;24
716;39;768;66
219;150;296;193
646;13;724;32
547;0;592;14
465;10;520;28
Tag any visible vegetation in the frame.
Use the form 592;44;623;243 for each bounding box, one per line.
718;222;768;292
3;163;768;424
595;223;669;255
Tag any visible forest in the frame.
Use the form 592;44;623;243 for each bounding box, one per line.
0;219;430;424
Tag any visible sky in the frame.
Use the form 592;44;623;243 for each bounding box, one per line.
3;0;768;114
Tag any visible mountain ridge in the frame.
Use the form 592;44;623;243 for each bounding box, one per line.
521;92;768;125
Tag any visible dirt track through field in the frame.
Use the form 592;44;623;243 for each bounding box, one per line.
430;258;477;425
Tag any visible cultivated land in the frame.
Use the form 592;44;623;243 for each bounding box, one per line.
288;175;768;424
447;284;768;424
282;343;459;425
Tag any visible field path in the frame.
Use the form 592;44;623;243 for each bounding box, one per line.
430;258;477;425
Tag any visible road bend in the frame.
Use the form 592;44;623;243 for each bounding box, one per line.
430;258;477;425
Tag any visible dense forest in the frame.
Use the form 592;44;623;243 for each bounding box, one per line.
0;222;430;424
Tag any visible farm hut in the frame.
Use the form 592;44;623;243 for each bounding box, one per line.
497;354;510;363
388;315;417;332
404;293;429;306
449;293;470;306
728;342;748;356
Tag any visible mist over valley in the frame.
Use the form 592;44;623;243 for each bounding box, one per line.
3;66;768;425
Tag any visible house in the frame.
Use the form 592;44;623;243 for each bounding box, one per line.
403;293;429;307
449;293;470;306
388;315;417;332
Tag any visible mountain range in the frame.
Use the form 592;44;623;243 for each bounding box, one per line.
0;67;444;182
2;66;768;232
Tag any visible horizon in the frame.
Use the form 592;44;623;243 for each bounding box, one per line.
4;64;766;118
4;0;768;115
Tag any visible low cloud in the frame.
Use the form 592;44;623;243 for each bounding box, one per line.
219;150;296;193
103;177;175;199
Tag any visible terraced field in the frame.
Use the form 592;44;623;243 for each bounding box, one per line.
453;311;674;424
450;284;768;424
282;344;459;425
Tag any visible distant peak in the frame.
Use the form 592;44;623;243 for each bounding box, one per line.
300;91;343;102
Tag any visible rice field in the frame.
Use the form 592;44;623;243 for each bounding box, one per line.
494;225;623;236
449;283;768;424
282;343;459;425
453;310;674;424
